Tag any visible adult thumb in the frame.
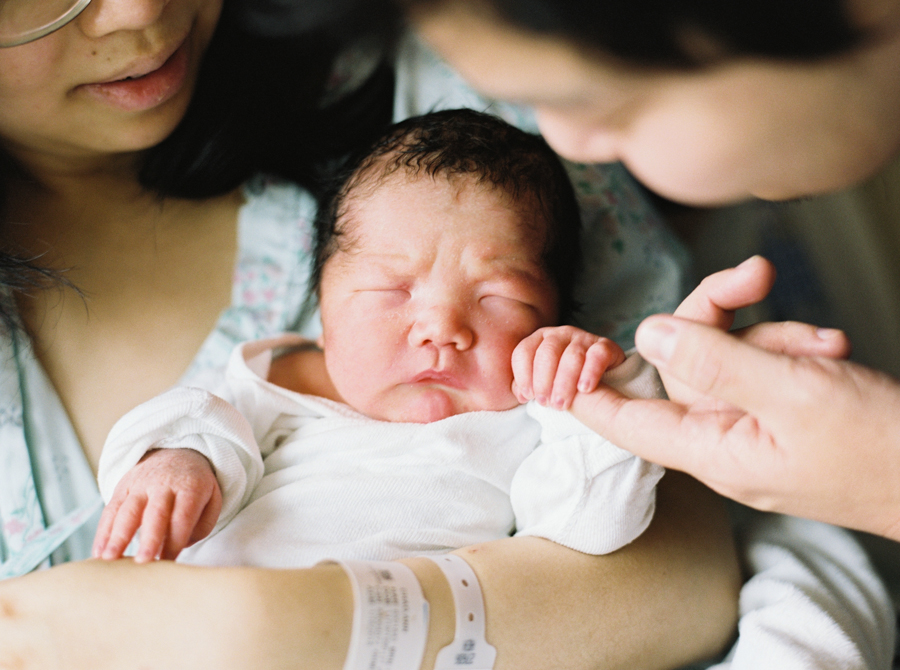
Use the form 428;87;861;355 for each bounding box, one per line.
636;314;790;416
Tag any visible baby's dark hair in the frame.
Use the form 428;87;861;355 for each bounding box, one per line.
312;108;582;320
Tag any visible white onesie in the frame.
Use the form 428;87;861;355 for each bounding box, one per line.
98;334;664;567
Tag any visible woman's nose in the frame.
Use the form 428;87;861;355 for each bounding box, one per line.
408;305;474;352
76;0;170;37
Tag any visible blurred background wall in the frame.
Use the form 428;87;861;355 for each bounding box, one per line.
672;152;900;381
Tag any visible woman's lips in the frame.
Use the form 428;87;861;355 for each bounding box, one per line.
77;41;190;112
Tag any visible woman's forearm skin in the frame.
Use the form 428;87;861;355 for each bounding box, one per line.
0;474;737;670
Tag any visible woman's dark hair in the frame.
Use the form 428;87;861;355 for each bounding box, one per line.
0;0;397;333
137;5;395;198
404;0;864;67
312;108;583;321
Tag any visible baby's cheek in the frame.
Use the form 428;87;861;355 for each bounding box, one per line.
470;331;531;409
479;365;521;410
481;387;522;412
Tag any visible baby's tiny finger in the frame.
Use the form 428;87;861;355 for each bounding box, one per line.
549;343;587;409
511;336;542;401
134;492;175;563
532;340;568;404
93;500;123;558
190;485;223;546
162;491;209;560
101;495;147;560
579;341;624;392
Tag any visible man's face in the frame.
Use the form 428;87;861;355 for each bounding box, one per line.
413;0;900;205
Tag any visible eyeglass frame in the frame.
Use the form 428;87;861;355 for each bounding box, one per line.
0;0;92;48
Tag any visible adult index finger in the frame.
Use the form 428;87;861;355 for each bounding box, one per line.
673;256;776;328
568;384;716;477
735;321;851;360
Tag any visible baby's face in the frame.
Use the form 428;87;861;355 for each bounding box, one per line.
318;172;558;423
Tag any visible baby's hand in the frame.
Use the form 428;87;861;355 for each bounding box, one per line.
92;448;222;563
512;326;625;410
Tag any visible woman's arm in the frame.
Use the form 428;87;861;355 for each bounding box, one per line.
0;472;739;670
447;472;739;670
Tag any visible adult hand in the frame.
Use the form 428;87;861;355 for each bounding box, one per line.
572;258;900;540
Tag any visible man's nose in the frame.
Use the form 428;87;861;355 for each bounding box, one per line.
535;108;623;165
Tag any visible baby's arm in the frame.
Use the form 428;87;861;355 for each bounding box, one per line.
93;449;222;563
511;325;626;410
511;328;665;555
95;387;266;562
512;402;664;554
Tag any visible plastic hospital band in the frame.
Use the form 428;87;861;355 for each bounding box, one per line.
327;559;430;670
425;554;496;670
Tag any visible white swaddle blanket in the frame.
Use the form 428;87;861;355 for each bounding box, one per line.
99;334;664;567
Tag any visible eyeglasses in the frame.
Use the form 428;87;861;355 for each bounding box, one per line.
0;0;91;48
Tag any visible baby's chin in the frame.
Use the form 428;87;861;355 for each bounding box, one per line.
371;387;519;424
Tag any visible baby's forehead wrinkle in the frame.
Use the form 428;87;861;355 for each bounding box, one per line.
334;239;546;286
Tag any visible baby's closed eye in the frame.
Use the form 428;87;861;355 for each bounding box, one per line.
355;286;411;306
479;292;542;318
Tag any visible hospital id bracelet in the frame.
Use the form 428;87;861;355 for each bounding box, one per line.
424;554;497;670
325;559;430;670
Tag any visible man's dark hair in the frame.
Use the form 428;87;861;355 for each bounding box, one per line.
312;108;582;321
403;0;863;67
235;0;399;40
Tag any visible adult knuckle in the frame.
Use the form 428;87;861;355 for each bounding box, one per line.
784;356;844;408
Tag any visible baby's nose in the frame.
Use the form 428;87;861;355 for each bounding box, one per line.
409;305;474;351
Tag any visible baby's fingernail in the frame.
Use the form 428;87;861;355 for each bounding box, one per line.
636;319;678;364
